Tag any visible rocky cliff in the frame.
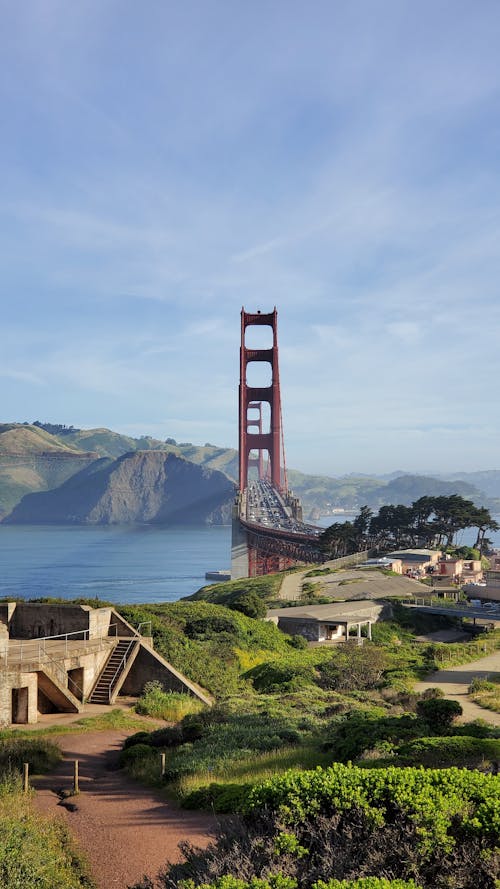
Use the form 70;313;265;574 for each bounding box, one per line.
4;451;235;525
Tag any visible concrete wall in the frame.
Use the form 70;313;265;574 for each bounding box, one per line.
0;669;38;726
88;608;113;639
231;510;249;580
0;603;15;643
9;604;91;640
277;617;321;642
318;623;346;642
120;647;196;697
57;645;113;697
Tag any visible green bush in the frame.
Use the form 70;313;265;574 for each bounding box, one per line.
119;743;156;768
318;645;387;692
123;732;151;750
0;739;61;776
323;710;424;762
247;764;500;845
229;593;267;619
182;782;252;813
416;697;463;733
138;764;499;889
396;735;500;768
244;659;317;692
315;882;420;889
168;879;420;889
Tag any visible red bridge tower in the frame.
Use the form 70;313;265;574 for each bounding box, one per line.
239;308;285;492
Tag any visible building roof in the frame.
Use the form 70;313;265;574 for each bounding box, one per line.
267;600;379;623
387;549;440;560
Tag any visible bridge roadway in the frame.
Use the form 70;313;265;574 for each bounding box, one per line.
239;479;322;547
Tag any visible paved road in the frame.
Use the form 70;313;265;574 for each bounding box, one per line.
279;566;424;602
414;651;500;726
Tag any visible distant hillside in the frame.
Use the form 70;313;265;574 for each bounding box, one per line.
53;425;240;479
0;424;99;519
1;421;497;524
4;451;235;525
0;423;81;454
440;469;500;499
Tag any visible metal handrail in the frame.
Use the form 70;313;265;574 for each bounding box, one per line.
103;622;151;701
42;651;86;702
106;638;138;701
137;621;152;636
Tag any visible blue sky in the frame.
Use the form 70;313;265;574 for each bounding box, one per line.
2;1;500;476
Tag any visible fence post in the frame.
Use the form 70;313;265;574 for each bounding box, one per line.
73;760;79;794
23;762;29;793
160;753;166;777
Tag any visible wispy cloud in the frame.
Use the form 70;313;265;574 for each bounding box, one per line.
1;2;500;472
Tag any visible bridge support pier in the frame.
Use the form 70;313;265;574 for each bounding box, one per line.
231;501;250;580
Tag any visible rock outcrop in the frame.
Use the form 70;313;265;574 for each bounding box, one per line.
4;451;235;525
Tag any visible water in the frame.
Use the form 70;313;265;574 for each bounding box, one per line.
0;525;231;604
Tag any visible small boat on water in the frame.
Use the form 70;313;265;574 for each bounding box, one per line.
205;569;231;581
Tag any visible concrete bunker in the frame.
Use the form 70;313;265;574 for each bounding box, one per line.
0;602;210;726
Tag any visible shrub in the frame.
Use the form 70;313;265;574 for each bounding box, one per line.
416;697;463;733
245;659;317;692
119;743;156;768
323;710;424;762
397;735;500;768
229;593;267;620
181;782;251;813
318;645;387;692
286;635;308;650
141;764;499;889
123;732;151;750
0;739;61;776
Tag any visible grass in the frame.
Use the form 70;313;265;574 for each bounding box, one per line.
0;709;158;742
135;684;205;720
0;772;95;889
469;676;500;714
175;744;333;798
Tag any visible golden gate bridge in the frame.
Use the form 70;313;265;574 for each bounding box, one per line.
231;308;326;578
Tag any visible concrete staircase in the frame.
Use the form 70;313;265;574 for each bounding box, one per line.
38;669;82;713
89;639;138;704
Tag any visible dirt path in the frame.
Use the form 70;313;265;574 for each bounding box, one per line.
414;651;500;726
32;730;218;889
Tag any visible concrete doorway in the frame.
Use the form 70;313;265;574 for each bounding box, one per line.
12;687;29;724
68;667;84;701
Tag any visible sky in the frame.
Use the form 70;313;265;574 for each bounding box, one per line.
1;1;500;477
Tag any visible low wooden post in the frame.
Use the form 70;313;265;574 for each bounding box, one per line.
23;762;29;793
160;753;166;777
73;760;79;794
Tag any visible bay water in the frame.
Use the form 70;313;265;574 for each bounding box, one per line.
0;525;231;605
1;516;498;607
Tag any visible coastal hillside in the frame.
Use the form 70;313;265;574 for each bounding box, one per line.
51;424;240;478
0;422;497;522
0;424;99;520
4;451;235;525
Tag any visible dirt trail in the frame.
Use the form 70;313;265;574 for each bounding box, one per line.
33;730;218;889
414;651;500;726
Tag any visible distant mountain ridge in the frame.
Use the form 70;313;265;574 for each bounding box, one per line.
4;451;235;525
0;422;499;523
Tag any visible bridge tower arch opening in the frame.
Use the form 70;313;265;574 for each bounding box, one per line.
239;308;285;492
